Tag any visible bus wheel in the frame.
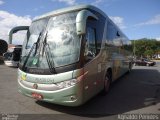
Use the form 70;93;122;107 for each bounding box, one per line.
102;72;111;95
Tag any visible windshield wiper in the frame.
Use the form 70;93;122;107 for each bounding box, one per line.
34;32;42;56
22;32;42;70
43;32;56;74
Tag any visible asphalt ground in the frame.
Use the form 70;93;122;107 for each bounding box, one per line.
0;61;160;120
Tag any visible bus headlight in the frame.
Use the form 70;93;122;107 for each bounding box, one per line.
55;71;88;89
55;79;78;89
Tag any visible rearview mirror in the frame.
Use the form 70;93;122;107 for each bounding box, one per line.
9;26;29;44
76;10;98;35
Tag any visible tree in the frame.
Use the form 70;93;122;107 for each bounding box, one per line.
131;38;160;58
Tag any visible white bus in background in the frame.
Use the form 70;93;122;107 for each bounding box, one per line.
3;45;22;67
3;26;29;67
11;5;133;106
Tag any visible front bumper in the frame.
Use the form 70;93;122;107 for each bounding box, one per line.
18;79;84;106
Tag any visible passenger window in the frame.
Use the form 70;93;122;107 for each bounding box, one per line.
106;22;122;47
106;22;115;45
84;27;96;61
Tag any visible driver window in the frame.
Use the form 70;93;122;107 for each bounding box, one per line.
84;27;96;61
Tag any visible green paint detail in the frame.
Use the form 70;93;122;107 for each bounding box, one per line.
32;58;38;65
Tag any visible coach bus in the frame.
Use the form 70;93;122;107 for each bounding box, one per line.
15;5;133;106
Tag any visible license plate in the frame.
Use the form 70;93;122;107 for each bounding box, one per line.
31;92;43;100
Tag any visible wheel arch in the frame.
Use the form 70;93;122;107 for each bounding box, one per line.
104;67;113;82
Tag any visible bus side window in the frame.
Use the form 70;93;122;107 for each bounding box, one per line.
84;27;96;61
106;22;122;47
106;22;115;46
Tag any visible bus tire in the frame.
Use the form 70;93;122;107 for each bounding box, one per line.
102;71;112;95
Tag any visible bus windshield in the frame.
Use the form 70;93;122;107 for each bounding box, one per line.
20;12;81;70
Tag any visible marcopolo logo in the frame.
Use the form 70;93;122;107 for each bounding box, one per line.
33;83;38;89
26;76;54;84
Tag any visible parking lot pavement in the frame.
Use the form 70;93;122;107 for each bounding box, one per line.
0;62;160;119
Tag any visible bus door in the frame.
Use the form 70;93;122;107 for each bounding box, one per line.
106;22;121;80
118;34;128;75
83;20;100;101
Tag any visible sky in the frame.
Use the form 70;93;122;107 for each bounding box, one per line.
0;0;160;44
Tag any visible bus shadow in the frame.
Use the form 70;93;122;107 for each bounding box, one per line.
36;67;160;118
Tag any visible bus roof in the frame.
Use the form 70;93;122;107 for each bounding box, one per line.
33;4;107;21
33;4;129;40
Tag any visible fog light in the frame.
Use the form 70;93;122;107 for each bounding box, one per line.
70;95;77;101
